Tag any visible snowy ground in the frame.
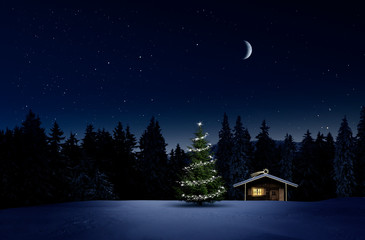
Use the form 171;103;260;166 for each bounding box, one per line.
0;198;364;240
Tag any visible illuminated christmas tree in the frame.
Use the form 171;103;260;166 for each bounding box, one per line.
179;122;225;205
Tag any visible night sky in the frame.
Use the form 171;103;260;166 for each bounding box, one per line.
1;2;365;150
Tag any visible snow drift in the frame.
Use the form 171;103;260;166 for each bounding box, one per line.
0;198;364;240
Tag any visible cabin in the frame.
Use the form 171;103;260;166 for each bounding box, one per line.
233;169;298;201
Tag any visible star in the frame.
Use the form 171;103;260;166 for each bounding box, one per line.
197;122;203;127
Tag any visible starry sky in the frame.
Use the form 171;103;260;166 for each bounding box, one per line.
1;1;365;150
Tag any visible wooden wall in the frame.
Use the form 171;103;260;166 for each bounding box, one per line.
244;178;286;201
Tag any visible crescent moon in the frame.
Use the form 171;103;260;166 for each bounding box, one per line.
243;40;252;60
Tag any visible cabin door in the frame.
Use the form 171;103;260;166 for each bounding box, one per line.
270;190;279;200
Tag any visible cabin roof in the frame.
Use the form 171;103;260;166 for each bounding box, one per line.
233;173;298;188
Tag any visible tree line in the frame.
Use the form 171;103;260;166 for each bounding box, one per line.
0;112;188;208
0;108;364;208
216;109;365;201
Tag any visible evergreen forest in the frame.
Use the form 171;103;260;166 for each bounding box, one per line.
1;108;365;208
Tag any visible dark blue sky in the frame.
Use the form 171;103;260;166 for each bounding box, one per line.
1;1;364;150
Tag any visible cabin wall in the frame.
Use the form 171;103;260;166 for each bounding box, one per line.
244;178;286;201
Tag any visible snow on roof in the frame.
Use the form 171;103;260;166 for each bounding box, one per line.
233;173;298;188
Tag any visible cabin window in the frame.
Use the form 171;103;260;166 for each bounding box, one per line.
252;187;265;196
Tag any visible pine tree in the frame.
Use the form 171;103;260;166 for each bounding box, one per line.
6;127;22;206
62;132;82;200
243;128;254;171
355;107;365;196
47;121;67;202
294;130;317;201
169;148;176;198
125;126;137;167
80;125;115;200
138;117;169;199
216;113;233;198
48;121;65;154
0;130;9;207
179;122;225;205
19;110;51;205
230;116;252;199
91;170;115;200
325;133;336;162
169;144;189;199
280;134;296;182
254;120;277;173
173;144;189;170
63;132;82;170
82;124;98;161
124;126;138;199
323;132;336;199
63;132;80;156
334;117;356;197
112;122;126;198
113;122;126;154
313;132;335;200
94;129;115;199
81;124;98;177
112;123;137;199
95;128;114;177
313;132;326;200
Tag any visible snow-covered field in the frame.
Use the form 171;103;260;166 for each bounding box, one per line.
0;198;364;240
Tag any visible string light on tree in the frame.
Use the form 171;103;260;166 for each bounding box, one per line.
192;132;209;141
188;144;212;152
178;122;225;205
179;175;220;186
183;158;215;171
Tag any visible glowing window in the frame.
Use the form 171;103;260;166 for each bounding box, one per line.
252;187;265;196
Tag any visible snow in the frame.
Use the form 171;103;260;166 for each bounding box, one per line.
1;198;364;240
